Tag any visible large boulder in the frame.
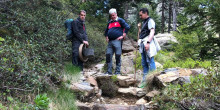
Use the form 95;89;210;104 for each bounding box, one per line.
121;55;136;74
153;68;208;89
154;33;178;50
70;82;95;102
122;37;135;53
95;74;118;97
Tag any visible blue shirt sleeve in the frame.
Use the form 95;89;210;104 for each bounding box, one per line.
118;18;130;34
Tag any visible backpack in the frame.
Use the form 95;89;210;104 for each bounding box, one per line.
64;19;74;41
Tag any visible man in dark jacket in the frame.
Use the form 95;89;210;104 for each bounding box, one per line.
72;10;89;70
104;8;130;75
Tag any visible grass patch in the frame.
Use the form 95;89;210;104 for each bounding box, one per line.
64;62;81;75
62;62;83;85
48;88;77;110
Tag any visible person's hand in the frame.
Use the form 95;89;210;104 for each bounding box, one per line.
117;36;123;40
138;23;141;33
145;43;150;51
138;23;141;29
106;37;109;42
123;33;126;39
83;41;89;46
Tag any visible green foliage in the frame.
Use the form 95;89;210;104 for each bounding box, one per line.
176;0;220;60
111;75;118;82
154;50;175;64
48;88;77;110
135;52;142;70
65;62;81;75
163;58;212;69
172;26;201;59
0;0;71;97
154;69;219;109
34;94;50;110
0;103;7;110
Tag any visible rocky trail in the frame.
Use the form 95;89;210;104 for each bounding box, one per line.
69;34;208;110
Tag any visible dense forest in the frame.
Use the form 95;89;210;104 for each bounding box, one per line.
0;0;219;109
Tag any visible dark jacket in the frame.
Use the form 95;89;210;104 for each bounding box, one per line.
72;17;88;43
104;17;130;40
139;17;151;39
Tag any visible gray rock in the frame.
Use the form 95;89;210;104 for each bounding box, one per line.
117;75;136;87
154;33;178;50
70;83;94;96
136;98;147;105
191;68;208;76
145;90;161;101
76;101;92;110
118;87;146;97
122;37;135;53
92;104;146;110
95;64;105;72
153;68;193;88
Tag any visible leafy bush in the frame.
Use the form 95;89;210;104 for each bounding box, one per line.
154;50;175;64
154;69;219;109
0;0;106;108
172;26;200;60
0;0;69;98
163;58;212;69
34;94;50;110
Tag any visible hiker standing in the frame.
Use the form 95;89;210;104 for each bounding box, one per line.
71;10;89;70
138;8;160;88
104;8;130;75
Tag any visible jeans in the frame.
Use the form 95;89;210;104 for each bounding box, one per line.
106;39;122;74
141;49;156;81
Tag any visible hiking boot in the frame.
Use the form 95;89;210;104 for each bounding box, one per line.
114;72;121;75
138;82;146;88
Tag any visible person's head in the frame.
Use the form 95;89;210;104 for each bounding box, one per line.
109;8;117;20
139;8;149;20
79;10;86;21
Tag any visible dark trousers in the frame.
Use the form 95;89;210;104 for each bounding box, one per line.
72;41;83;70
106;39;122;74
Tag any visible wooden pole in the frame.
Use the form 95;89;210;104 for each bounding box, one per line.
134;23;141;81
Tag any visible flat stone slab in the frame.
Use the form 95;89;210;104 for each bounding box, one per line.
118;87;146;97
117;75;136;87
92;104;146;110
153;68;208;89
71;83;94;96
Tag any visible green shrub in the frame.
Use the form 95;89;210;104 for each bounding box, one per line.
154;69;219;109
0;0;106;101
163;58;212;69
34;94;50;110
172;25;200;60
154;50;175;64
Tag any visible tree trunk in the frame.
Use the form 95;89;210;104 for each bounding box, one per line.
124;2;129;20
161;0;165;33
172;1;177;31
168;1;172;33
